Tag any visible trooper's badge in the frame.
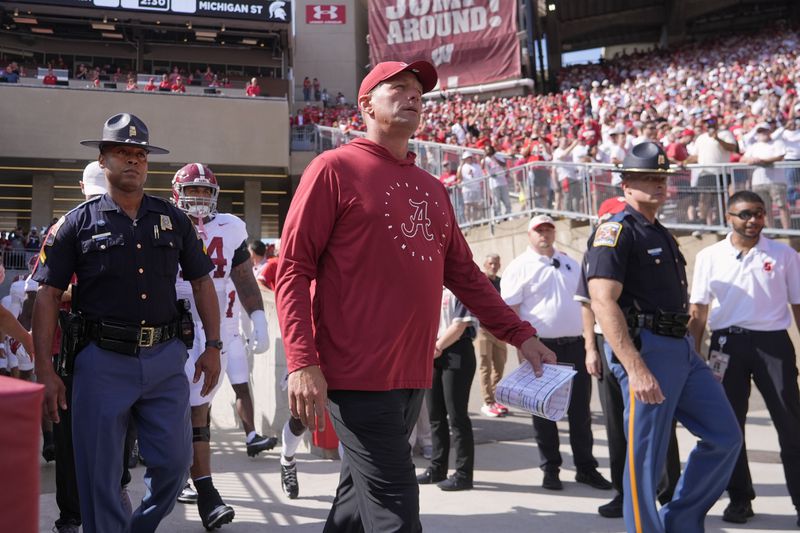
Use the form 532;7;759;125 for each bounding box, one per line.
593;222;622;247
160;215;173;231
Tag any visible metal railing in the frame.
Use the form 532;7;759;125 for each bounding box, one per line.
313;126;800;237
2;250;38;270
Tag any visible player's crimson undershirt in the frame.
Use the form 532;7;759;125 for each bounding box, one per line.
276;138;536;391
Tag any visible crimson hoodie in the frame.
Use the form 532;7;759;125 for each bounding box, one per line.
276;138;536;390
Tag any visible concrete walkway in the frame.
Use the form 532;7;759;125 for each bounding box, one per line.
38;386;797;533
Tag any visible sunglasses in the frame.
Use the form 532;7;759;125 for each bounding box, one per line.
728;209;766;221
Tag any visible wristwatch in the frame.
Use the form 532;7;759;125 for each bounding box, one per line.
205;339;223;350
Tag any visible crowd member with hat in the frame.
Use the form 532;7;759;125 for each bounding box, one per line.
276;60;555;532
689;190;800;528
585;141;741;533
458;150;485;222
32;113;221;533
687;116;738;226
482;145;512;217
742;123;788;229
502;214;612;492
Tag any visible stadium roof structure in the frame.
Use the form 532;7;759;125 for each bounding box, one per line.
548;0;799;54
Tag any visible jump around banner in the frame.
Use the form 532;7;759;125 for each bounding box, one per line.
368;0;520;90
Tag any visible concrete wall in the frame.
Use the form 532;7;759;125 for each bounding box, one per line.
0;84;290;168
292;0;368;103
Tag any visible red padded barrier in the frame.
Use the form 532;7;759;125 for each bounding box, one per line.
0;376;44;533
312;410;339;450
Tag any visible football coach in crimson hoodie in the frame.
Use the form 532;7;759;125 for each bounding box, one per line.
276;60;556;532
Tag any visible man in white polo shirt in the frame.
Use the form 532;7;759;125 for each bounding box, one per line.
501;214;612;492
688;190;800;529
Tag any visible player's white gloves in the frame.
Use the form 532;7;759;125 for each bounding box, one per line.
249;309;270;354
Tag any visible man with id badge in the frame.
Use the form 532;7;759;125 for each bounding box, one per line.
689;190;800;528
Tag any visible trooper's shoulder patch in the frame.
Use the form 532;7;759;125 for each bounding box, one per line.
44;216;66;246
593;222;622;248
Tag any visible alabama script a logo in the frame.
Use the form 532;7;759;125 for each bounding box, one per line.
401;199;434;241
384;179;448;263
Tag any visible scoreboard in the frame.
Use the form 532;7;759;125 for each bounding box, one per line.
16;0;292;22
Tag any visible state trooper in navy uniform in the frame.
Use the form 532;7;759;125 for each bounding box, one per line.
585;141;742;533
31;113;221;533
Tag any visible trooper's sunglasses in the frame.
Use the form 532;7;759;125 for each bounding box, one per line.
728;209;766;221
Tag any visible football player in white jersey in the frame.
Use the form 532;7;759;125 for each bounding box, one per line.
171;163;270;530
221;279;278;449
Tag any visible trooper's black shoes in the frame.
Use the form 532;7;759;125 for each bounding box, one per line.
576;468;613;490
197;486;234;531
281;461;299;499
722;501;754;524
246;434;278;457
437;474;473;491
416;467;446;485
598;493;623;518
542;470;563;490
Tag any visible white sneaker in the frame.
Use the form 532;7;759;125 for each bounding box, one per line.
480;403;503;417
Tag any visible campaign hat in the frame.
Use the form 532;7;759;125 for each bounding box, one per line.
619;141;677;175
80;113;169;154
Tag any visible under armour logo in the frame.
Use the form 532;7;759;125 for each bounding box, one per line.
313;5;338;19
401;199;434;241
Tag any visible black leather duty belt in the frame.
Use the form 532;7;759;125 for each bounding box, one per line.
85;319;180;356
540;336;584;345
627;311;689;339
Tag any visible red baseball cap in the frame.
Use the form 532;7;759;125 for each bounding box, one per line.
598;196;626;219
358;60;438;100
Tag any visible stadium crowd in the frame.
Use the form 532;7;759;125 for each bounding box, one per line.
300;25;800;228
308;25;800;155
1;58;255;91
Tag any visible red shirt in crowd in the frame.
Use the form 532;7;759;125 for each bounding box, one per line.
171;80;186;93
144;79;157;92
276;138;536;390
43;73;57;85
256;257;278;290
246;84;261;97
